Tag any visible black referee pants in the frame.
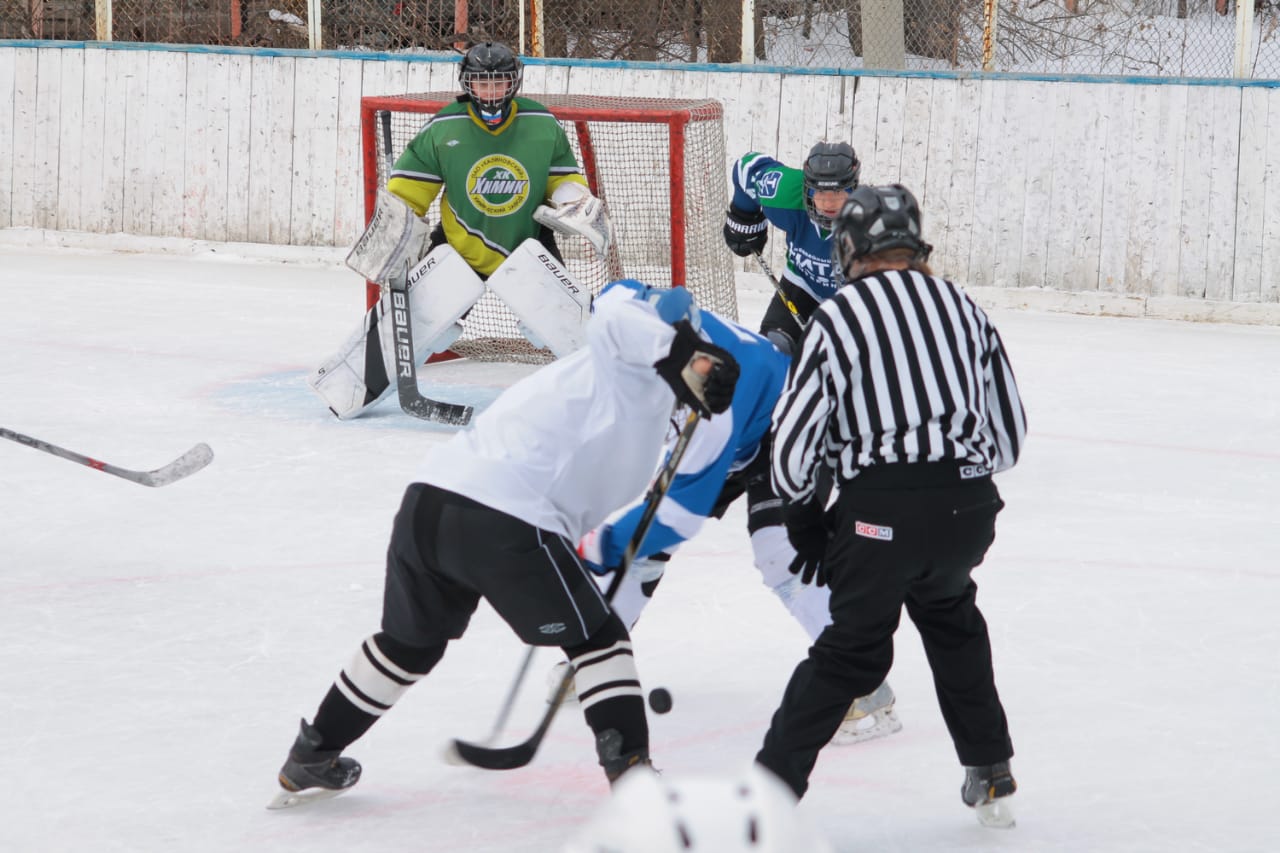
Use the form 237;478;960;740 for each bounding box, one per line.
756;470;1013;798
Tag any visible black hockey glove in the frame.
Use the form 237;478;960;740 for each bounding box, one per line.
784;500;830;586
653;320;740;418
723;204;768;257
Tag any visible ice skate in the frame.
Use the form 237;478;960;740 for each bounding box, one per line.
594;728;651;785
266;718;362;809
546;660;578;705
830;681;903;746
961;760;1017;828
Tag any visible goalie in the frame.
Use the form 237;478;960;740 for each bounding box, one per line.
311;41;615;420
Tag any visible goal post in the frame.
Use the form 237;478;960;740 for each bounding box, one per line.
358;93;738;364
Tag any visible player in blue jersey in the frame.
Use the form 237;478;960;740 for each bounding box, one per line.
574;301;902;745
722;141;861;355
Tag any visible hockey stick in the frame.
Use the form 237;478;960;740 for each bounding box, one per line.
447;409;701;771
482;645;537;745
0;427;213;487
386;263;474;427
752;250;803;324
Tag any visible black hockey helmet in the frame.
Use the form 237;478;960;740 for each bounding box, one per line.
459;41;523;127
831;184;933;275
802;141;861;229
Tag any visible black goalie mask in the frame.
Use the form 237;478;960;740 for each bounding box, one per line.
459;42;523;127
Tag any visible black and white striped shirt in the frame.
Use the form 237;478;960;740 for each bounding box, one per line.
771;268;1027;502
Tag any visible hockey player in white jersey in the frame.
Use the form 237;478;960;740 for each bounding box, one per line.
571;311;902;746
269;281;739;808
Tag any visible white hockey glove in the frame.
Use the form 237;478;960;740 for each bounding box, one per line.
533;187;614;258
346;188;432;285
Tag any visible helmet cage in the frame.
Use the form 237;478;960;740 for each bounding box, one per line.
459;42;523;126
802;141;861;230
831;184;932;275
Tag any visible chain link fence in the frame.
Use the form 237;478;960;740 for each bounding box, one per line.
1;0;1278;77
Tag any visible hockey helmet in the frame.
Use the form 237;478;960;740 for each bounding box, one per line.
561;765;836;853
831;183;933;275
802;141;861;230
459;41;523;127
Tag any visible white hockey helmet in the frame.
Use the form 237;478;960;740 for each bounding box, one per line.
562;765;835;853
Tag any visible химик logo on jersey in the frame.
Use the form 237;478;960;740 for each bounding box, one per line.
467;155;531;216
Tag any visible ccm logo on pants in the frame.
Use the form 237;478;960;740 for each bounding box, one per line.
854;521;894;541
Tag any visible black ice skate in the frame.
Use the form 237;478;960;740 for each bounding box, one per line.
266;718;362;810
595;728;651;785
961;760;1017;828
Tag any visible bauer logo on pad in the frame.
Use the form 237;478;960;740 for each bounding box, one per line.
855;521;894;541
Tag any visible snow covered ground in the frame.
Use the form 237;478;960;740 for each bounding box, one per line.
1;238;1277;852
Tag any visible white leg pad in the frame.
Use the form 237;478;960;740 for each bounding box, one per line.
485;238;591;358
310;245;485;419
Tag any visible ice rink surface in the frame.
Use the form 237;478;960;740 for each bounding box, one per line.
2;241;1277;852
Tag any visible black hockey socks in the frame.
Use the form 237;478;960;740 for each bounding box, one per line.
311;632;445;751
565;613;649;778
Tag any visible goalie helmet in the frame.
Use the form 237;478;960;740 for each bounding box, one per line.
459;41;523;127
831;183;933;276
561;765;835;853
802;141;860;230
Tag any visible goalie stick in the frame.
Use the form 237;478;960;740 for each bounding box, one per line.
446;410;702;771
386;263;474;427
0;427;213;487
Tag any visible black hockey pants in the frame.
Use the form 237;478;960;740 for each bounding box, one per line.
756;464;1014;798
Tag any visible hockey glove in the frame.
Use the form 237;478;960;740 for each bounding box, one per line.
723;204;768;257
653;321;740;418
784;500;830;586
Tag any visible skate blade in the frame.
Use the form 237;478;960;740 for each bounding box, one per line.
830;708;903;746
975;798;1016;828
265;786;347;810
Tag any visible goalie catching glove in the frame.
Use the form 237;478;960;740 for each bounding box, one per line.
653;319;740;418
533;183;614;258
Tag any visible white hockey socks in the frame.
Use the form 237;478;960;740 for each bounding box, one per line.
310;245;484;419
751;525;832;641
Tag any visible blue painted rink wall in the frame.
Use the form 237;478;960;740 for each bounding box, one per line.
2;41;1278;323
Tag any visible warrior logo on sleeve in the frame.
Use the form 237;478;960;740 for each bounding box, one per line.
467;155;532;216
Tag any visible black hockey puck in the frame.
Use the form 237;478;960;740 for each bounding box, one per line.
648;687;673;714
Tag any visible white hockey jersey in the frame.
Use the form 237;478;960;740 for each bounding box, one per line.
413;283;678;542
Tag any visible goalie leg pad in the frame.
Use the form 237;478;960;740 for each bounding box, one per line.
310;245;484;419
486;238;592;358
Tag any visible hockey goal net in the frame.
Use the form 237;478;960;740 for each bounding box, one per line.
360;93;737;364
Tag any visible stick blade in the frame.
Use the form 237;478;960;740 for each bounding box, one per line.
136;442;214;487
403;398;473;427
446;737;538;771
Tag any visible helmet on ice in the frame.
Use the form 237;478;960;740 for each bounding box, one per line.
562;765;835;853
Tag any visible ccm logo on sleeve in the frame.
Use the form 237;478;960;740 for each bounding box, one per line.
855;521;894;541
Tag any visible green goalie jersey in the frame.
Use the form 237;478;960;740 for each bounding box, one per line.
386;96;588;277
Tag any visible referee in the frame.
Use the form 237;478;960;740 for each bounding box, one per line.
756;184;1027;828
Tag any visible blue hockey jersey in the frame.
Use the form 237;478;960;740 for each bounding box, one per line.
595;311;791;567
